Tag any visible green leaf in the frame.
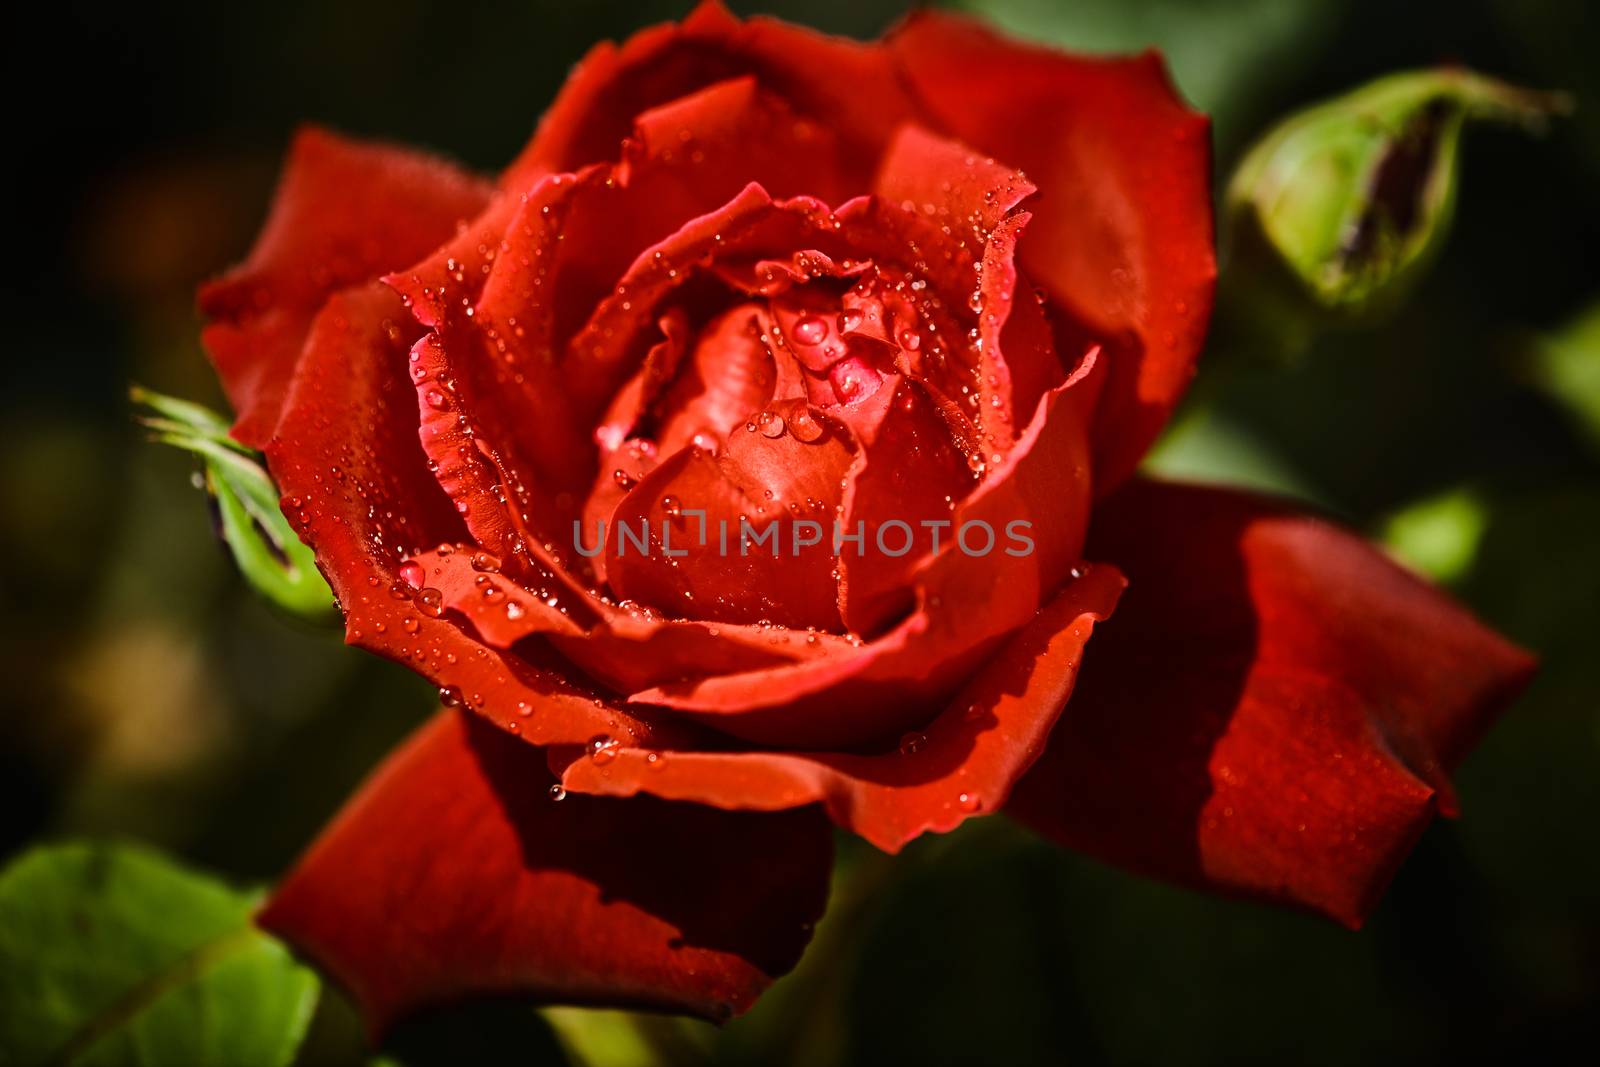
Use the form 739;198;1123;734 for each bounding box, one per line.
131;386;337;622
0;841;319;1067
1223;68;1567;352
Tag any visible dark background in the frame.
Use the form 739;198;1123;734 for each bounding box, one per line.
3;1;1597;1063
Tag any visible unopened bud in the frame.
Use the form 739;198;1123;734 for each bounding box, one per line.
1224;68;1567;351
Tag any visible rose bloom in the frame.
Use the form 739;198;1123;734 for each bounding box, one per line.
199;1;1533;1030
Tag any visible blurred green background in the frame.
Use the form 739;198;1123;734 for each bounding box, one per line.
3;0;1597;1063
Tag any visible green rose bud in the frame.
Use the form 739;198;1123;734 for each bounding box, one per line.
132;385;337;621
1224;68;1567;352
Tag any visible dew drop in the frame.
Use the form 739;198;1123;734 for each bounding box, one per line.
756;410;788;438
788;406;825;443
898;731;928;756
439;685;464;707
548;784;568;801
398;561;426;588
957;791;982;813
792;315;829;346
588;734;621;765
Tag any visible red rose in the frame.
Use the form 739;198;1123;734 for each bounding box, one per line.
199;2;1533;1032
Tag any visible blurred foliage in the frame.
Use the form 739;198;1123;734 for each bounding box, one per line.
1530;300;1600;452
3;0;1598;1064
0;841;318;1066
1379;486;1490;584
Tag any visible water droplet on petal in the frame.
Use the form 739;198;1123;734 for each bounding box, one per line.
957;791;982;813
756;410;787;438
829;356;880;405
788;406;825;443
792;315;829;346
899;731;927;756
439;685;464;707
548;784;567;801
398;561;426;588
588;734;621;765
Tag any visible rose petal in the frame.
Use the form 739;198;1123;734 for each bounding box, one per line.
603;411;856;631
267;283;681;748
261;709;833;1033
199;127;491;445
874;123;1035;250
888;13;1216;490
836;377;976;635
402;544;856;695
1007;480;1537;927
558;564;1124;852
480;77;852;436
503;0;915;192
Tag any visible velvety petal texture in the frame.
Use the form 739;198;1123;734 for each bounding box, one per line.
261;709;832;1031
1008;481;1536;927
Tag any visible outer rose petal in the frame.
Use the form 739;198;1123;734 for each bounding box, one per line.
260;709;833;1033
199;127;491;446
1008;480;1536;927
558;564;1124;852
888;13;1216;490
503;0;916;192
